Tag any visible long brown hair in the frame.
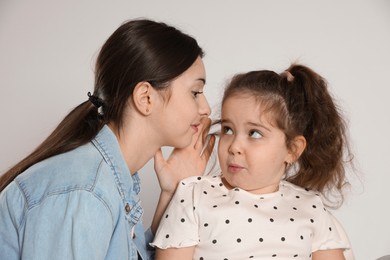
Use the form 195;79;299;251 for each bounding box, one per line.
0;19;204;191
221;64;353;207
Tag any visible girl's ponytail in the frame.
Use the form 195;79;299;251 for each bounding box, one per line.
284;64;350;206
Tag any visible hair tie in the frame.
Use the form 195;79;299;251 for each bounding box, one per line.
87;92;104;116
284;71;295;82
87;92;104;108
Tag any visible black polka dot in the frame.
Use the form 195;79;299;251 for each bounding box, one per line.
203;191;207;195
200;257;204;260
270;218;274;222
290;218;294;222
204;223;209;227
219;183;223;186
272;254;277;257
234;188;240;191
181;218;185;222
165;214;169;218
249;256;254;258
212;239;217;244
165;234;169;238
211;185;215;188
197;177;202;180
235;201;240;204
293;207;297;210
281;237;286;241
213;205;218;208
180;199;185;203
312;205;317;208
237;238;241;243
294;254;298;257
259;238;264;242
300;235;304;240
296;196;300;199
273;206;278;210
329;227;332;231
254;204;258;208
225;219;230;224
310;219;314;223
248;218;252;223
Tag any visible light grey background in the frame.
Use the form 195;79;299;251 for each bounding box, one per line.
1;0;389;259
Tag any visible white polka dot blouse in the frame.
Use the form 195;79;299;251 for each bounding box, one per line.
151;175;349;259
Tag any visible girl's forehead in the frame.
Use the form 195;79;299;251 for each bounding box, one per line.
222;93;266;112
221;94;279;126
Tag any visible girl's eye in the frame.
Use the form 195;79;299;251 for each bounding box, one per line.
222;126;233;135
249;130;262;139
192;91;203;98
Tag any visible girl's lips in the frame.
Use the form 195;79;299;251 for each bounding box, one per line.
228;164;244;173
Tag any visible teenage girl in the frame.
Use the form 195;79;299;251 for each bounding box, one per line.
0;19;215;259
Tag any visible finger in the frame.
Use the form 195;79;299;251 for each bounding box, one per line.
194;117;211;151
189;119;205;150
153;148;165;173
201;117;212;143
200;134;216;161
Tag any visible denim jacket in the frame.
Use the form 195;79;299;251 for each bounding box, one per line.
0;125;154;259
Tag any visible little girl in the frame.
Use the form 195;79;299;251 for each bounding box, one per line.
151;64;353;260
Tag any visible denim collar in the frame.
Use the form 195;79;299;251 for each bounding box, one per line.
92;125;143;225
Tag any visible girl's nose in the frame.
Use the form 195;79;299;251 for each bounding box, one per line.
228;137;242;155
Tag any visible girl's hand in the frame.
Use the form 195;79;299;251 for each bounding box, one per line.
154;117;215;195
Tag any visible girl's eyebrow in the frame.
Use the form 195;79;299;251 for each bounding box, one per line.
220;119;271;132
221;119;271;133
247;122;271;132
221;119;262;125
220;119;230;124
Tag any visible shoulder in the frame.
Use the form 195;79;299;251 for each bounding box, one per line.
13;142;115;209
173;175;223;200
0;181;27;228
0;179;115;234
281;180;325;205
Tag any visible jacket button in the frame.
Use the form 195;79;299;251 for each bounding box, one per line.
125;203;131;214
131;226;136;239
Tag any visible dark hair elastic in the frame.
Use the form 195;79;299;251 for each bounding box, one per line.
87;92;104;108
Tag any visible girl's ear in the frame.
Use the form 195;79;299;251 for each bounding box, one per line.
132;81;153;115
287;135;307;163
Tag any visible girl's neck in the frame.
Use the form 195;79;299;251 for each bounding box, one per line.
220;176;280;195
